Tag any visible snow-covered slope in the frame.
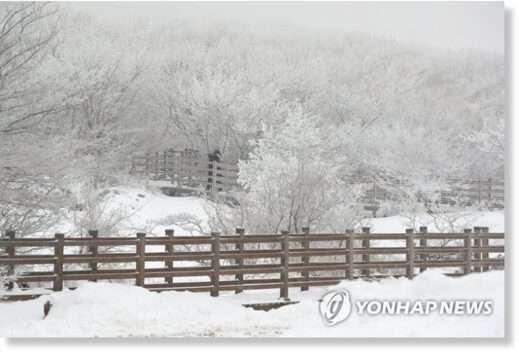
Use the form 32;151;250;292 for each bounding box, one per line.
0;270;504;337
57;186;210;236
61;185;504;235
99;187;208;235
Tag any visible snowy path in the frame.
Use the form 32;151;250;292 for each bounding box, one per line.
0;270;504;338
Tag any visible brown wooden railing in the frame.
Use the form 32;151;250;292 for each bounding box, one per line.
0;227;504;301
130;150;504;210
354;178;504;210
130;149;239;193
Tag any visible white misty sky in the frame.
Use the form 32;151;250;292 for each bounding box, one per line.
68;1;504;54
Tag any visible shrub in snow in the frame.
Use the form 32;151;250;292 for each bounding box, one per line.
235;106;368;234
0;265;19;292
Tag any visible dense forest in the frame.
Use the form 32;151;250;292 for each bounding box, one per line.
0;3;504;235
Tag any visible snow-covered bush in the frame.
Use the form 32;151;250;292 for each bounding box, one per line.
0;265;18;291
67;184;144;237
233;106;368;234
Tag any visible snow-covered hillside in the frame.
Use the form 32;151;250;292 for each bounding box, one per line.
57;186;505;235
0;270;504;337
57;186;210;236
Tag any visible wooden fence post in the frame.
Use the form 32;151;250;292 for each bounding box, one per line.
6;230;15;290
169;151;176;184
54;233;64;291
280;230;290;300
165;229;174;286
235;228;245;294
88;230;98;282
163;151;168;179
154;152;159;178
419;226;427;273
464;228;472;275
405;228;415;279
301;227;310;291
177;152;182;188
211;161;218;192
211;232;221;297
481;226;489;271
136;233;146;287
144;152;150;175
346;229;354;280
473;227;482;272
361;227;370;277
478;179;482;204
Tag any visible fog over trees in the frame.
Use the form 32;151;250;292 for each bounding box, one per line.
0;3;504;235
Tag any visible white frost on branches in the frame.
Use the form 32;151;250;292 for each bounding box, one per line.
237;106;367;233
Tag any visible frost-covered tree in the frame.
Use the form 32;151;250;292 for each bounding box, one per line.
0;2;72;236
237;106;367;233
0;2;63;135
0;8;504;236
463;121;505;169
50;14;147;189
155;29;282;160
0;7;148;236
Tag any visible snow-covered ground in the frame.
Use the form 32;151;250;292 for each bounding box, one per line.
59;186;505;235
1;186;504;337
57;186;209;236
0;270;504;337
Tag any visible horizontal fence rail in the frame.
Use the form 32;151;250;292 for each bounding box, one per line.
0;227;504;300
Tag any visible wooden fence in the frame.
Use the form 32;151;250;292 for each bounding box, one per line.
130;150;239;193
442;178;504;206
355;178;504;210
130;150;504;209
0;227;504;301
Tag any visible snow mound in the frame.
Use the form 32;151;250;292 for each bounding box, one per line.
284;270;505;338
0;271;504;337
0;282;287;337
